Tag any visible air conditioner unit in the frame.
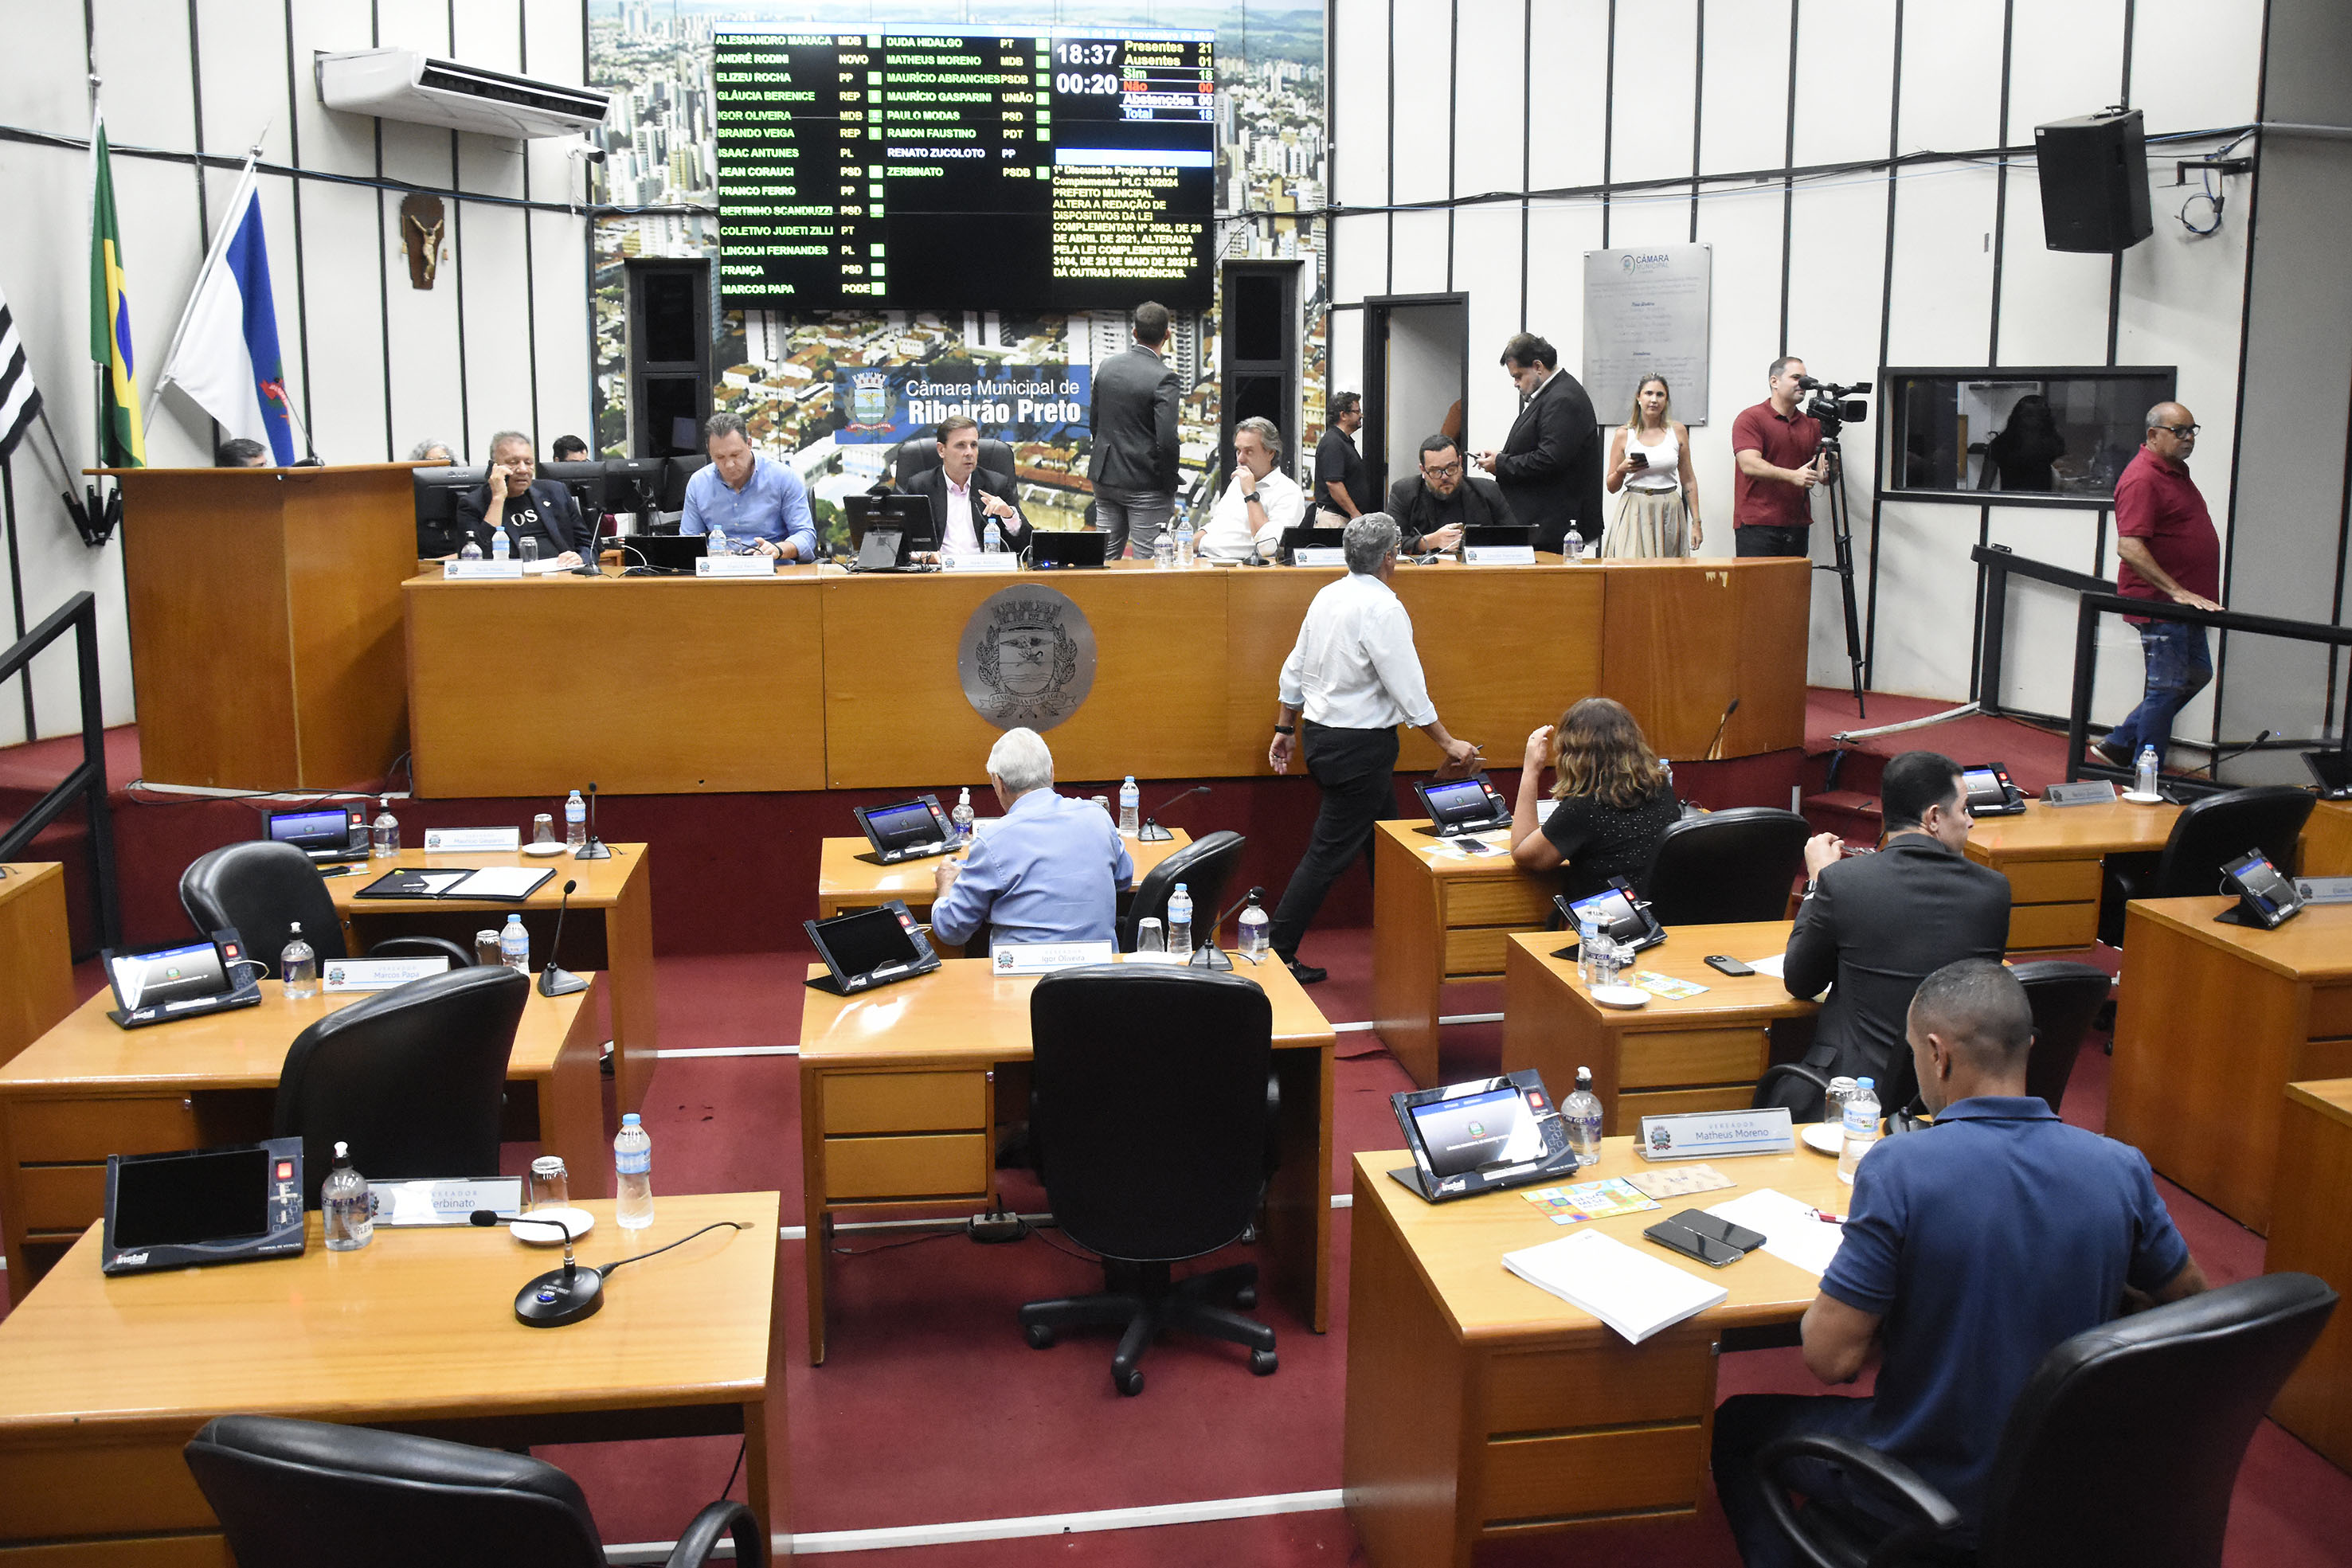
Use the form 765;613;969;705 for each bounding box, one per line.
316;49;610;139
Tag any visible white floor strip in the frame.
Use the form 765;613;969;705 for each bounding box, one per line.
605;1487;1346;1561
777;1197;1351;1243
1331;1019;1376;1032
1438;1011;1504;1026
654;1045;800;1058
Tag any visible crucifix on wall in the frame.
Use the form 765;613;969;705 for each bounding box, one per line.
398;193;447;289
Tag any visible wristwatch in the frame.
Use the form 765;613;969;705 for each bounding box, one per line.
1273;724;1296;735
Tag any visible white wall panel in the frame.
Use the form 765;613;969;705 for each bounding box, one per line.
1607;0;1696;187
1390;0;1454;205
1508;201;1602;456
1697;0;1789;180
92;0;198;154
1526;0;1609;194
459;205;536;457
1883;167;1998;366
1331;213;1390;305
2003;1;2124;143
292;0;382;179
299;178;392;463
1454;201;1524;432
1453;0;1526;205
1892;0;2003;156
1789;0;1893;172
1331;0;1391;208
1784;179;1888;519
1387;208;1451;295
530;208;594;444
196;0;297;166
2131;0;2264;135
1993;170;2115;366
1327;307;1366;412
1693;190;1793;557
1857;501;1978;698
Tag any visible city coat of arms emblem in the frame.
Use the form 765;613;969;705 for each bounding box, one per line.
955;585;1097;731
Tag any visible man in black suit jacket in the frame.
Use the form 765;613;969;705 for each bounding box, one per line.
1086;301;1183;560
1473;333;1603;555
1781;751;2013;1104
902;414;1031;556
455;430;588;564
1385;433;1519;553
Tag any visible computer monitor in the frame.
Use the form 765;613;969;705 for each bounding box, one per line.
660;454;711;513
601;458;666;530
413;466;487;557
539;459;607;518
846;494;937;556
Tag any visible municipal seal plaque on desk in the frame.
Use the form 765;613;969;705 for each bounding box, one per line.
957;585;1097;731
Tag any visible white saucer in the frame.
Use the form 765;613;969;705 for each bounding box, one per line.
1801;1122;1844;1155
522;840;569;856
1588;984;1650;1009
2121;790;2164;804
510;1206;593;1244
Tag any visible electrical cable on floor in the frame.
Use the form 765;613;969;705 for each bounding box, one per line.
829;1226;961;1257
721;1436;746;1502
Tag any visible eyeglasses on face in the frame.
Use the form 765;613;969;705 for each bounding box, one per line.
1422;461;1462;478
2158;423;2201;438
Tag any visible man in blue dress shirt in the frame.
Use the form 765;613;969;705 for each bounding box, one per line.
929;728;1134;953
680;412;818;559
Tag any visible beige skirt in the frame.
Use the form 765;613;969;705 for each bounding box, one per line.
1603;487;1691;557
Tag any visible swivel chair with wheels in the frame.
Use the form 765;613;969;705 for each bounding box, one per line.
184;1414;765;1568
1017;965;1281;1394
1755;1273;2335;1568
2098;784;2315;946
181;840;475;976
891;428;1016;488
274;964;528;1208
1119;830;1246;951
1644;807;1813;925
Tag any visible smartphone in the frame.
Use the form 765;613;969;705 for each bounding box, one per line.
1669;1209;1767;1253
1643;1219;1744;1268
1704;954;1754;977
1627;449;1650;468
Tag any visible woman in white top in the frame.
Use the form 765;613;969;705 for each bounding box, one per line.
1602;375;1701;557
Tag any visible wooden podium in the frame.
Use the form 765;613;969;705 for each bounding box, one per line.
96;463;422;791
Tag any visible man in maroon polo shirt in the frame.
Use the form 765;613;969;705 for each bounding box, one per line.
2094;402;2222;771
1731;357;1823;557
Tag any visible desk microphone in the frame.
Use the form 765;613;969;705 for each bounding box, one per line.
472;1210;605;1327
573;781;612;861
1190;884;1266;971
1704;697;1742;762
1138;785;1211;843
2206;728;2273;778
538;880;589;998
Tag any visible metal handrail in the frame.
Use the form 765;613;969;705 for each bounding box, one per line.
0;592;120;951
1971;544;2115;718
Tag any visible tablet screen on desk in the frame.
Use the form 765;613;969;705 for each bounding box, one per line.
811;906;924;977
265;806;354;850
1407;1084;1548;1178
112;1147;270;1249
1420;777;1496;826
859;799;947;856
108;940;231;1012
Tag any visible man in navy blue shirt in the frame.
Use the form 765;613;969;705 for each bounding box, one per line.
930;728;1134;953
1712;959;2206;1567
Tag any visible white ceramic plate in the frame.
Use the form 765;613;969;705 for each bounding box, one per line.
522;840;569;856
511;1206;594;1245
1588;984;1650;1009
2121;790;2164;804
1801;1122;1844;1155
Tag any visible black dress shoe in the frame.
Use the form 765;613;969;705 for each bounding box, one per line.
1284;958;1327;985
2091;734;2133;769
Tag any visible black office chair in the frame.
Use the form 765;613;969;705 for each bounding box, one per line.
180;840;475;977
1644;807;1812;925
1120;830;1246;951
274;965;528;1208
2010;960;2109;1115
1017;966;1281;1395
2098;784;2315;946
184;1414;764;1568
1755;1272;2337;1568
891;428;1016;488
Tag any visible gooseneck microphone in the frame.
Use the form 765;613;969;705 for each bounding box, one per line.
1137;784;1211;843
573;780;612;860
538;879;589;998
472;1209;605;1327
1704;697;1742;763
2206;727;2273;779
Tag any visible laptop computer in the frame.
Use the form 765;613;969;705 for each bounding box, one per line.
853;795;956;864
1412;773;1509;837
102;929;264;1029
1461;524;1536;549
1276;525;1348;565
803;900;942;995
622;533;723;573
1387;1068;1579;1202
1031;530;1108;569
264;805;367;863
846;494;938;569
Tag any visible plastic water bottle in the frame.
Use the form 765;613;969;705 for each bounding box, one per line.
2134;745;2159;796
1577;913;1603;987
459;538;483;561
614;1112;655;1230
491;525;511;562
1174;516;1196;567
1839;1076;1881;1184
322;1142;374;1252
499;912;530;975
370;795;400;858
1118;776;1140;837
564;788;587;850
984;519;1004;554
280;921;319;998
1166;882;1194;958
951;786;976;845
1563;1066;1604;1167
706;522;729;557
1238;890;1270;956
1153;532;1175;570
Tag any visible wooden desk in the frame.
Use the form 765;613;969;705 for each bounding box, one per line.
2307;800;2352;876
1502;923;1815;1134
0;864;73;1074
328;843;657;1113
814;828;1192;921
1342;1139;1851;1567
796;956;1335;1364
0;1192;782;1562
1964;798;2179;950
1372;823;1555;1087
2108;898;2352;1233
0;977;608;1293
2269;1078;2352;1475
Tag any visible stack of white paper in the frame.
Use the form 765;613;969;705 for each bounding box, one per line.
1706;1188;1846;1277
1501;1228;1730;1344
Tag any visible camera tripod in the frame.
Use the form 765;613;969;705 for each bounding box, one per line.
1816;429;1866;718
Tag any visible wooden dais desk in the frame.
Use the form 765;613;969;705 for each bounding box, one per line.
0;1192;782;1562
2268;1077;2352;1476
814;828;1192;921
1342;1140;1852;1568
1502;923;1815;1135
329;843;656;1113
0;978;609;1294
1964;798;2178;951
796;956;1335;1364
1372;823;1555;1088
2109;898;2352;1233
0;863;73;1075
2307;800;2352;876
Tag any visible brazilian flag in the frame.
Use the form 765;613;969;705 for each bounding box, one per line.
89;112;143;467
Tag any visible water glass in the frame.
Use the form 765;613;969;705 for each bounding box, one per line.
531;812;557;847
1135;917;1165;954
519;535;540;563
528;1155;569;1210
474;929;503;968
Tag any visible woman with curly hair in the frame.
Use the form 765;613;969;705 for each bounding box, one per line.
1508;697;1681;900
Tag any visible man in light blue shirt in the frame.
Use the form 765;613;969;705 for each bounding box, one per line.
930;728;1135;952
680;411;818;559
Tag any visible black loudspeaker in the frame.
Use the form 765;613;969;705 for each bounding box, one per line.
2035;109;2153;253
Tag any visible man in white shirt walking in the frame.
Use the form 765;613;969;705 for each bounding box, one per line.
1199;416;1305;560
1266;513;1480;982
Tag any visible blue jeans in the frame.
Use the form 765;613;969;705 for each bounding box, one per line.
2107;620;2211;768
1711;1394;1884;1568
1094;487;1174;561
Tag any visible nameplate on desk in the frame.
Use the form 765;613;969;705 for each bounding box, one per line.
1462;545;1537;566
1289;547;1347;568
370;1176;524;1226
695;556;777;577
1638;1107;1794;1161
322;956;450;992
423;827;522;852
943;552;1022;573
2043;780;2119;807
444;560;523;580
991;940;1116;975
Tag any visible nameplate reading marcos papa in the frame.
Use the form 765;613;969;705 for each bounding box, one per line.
956;585;1098;731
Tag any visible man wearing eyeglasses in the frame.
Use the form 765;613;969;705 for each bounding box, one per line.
2093;402;2222;772
1384;433;1518;553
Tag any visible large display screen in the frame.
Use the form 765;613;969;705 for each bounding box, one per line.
713;25;1215;311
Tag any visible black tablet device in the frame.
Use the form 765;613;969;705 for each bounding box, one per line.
102;929;264;1028
1959;762;2027;816
2219;848;2306;929
1557;877;1667;954
264;804;366;862
1387;1068;1578;1202
1277;524;1348;564
1461;524;1536;549
1413;774;1509;837
804;900;942;994
2304;749;2352;801
854;795;954;863
847;494;937;567
104;1136;307;1274
1031;530;1107;569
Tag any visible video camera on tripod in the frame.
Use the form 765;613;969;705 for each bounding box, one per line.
1794;377;1873;715
1797;377;1873;433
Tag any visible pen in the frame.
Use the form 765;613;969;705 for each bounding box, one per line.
1806;1206;1845;1226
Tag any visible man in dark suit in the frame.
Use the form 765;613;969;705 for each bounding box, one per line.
1385;433;1519;553
1472;332;1603;555
455;430;587;564
902;414;1031;556
1780;750;2012;1101
1086;300;1183;560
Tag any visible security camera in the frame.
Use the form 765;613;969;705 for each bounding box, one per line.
568;141;607;164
